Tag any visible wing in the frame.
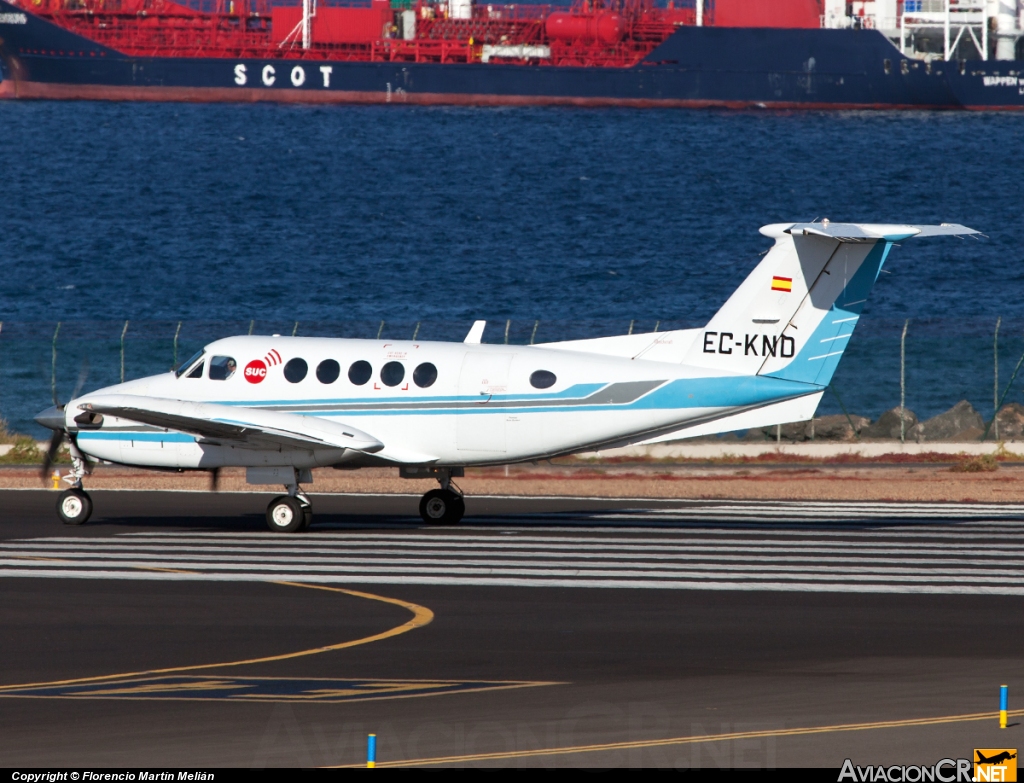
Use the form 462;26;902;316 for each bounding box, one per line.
78;394;384;453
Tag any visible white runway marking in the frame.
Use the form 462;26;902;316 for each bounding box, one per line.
2;501;1022;595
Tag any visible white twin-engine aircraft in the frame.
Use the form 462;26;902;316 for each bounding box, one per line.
36;221;977;532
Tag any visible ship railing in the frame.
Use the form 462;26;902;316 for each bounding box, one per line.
899;0;990;60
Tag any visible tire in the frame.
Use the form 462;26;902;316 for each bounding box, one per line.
301;506;313;531
57;488;92;526
266;495;305;533
419;489;464;526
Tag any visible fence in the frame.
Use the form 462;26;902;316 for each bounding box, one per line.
1;317;1022;441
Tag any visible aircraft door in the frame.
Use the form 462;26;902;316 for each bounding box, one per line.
457;352;513;453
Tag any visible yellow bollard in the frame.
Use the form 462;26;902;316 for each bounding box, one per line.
51;471;61;490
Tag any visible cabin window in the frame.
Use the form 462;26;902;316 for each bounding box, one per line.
530;370;556;389
175;349;204;378
348;360;372;386
186;361;205;379
209;356;237;381
883;58;892;74
284;357;308;383
380;361;405;387
413;362;437;388
316;359;341;384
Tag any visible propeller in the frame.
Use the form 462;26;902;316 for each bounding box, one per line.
36;359;90;485
209;467;221;492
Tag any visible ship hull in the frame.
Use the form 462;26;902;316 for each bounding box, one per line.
1;2;1022;109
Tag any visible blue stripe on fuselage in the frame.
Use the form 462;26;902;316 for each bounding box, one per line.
251;376;820;416
215;383;606;407
77;432;196;443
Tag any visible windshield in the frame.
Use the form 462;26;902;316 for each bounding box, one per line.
174;349;205;378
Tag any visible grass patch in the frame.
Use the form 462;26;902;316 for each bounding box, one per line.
564;450;1020;467
0;417;20;445
950;453;1000;473
0;436;44;464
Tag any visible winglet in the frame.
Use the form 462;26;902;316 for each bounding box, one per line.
464;320;486;344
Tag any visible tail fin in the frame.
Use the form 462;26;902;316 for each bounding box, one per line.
684;222;977;386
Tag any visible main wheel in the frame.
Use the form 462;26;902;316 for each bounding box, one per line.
57;488;92;526
419;489;465;526
266;495;305;533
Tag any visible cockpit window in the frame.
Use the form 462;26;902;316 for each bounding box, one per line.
209;356;237;381
175;349;204;378
186;361;205;379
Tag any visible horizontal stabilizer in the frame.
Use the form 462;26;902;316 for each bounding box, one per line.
765;222;979;241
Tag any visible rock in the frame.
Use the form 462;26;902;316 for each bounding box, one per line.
754;414;871;442
806;414;871;441
758;421;811;442
860;407;918;440
912;400;984;442
990;402;1024;440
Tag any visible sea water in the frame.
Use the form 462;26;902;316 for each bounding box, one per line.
0;102;1021;437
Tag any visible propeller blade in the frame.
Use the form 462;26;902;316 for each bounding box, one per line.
209;468;221;492
40;431;65;485
70;358;90;401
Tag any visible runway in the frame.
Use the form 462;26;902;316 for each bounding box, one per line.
1;489;1022;767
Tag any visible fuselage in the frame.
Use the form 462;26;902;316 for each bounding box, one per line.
66;334;816;470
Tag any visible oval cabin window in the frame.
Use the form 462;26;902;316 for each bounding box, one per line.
284;358;308;383
348;360;372;386
413;362;438;388
380;361;405;387
316;359;340;384
530;370;557;389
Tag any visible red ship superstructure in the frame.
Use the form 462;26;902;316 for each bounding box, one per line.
1;0;1021;108
10;0;697;67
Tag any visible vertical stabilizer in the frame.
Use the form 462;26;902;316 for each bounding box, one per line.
683;222;977;387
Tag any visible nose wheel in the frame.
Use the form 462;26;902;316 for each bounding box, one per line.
57;488;92;526
419;488;465;526
266;494;313;533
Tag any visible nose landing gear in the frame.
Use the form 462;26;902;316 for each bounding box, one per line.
57;487;92;525
55;450;93;525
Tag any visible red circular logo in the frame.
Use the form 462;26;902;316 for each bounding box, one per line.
244;359;268;384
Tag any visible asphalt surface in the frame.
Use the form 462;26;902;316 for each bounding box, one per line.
1;488;1022;768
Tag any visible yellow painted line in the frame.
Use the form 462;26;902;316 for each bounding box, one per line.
0;576;433;692
75;680;251;697
0;677;557;706
340;708;1024;768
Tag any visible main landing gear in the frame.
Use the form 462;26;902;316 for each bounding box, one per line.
266;478;313;534
416;468;465;526
55;450;92;526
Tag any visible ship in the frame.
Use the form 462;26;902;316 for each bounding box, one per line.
0;0;1022;108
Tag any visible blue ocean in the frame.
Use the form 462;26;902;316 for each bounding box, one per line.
0;102;1022;438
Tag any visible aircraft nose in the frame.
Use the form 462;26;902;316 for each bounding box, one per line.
34;405;66;431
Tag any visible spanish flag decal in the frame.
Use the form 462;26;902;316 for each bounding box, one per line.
771;276;793;292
